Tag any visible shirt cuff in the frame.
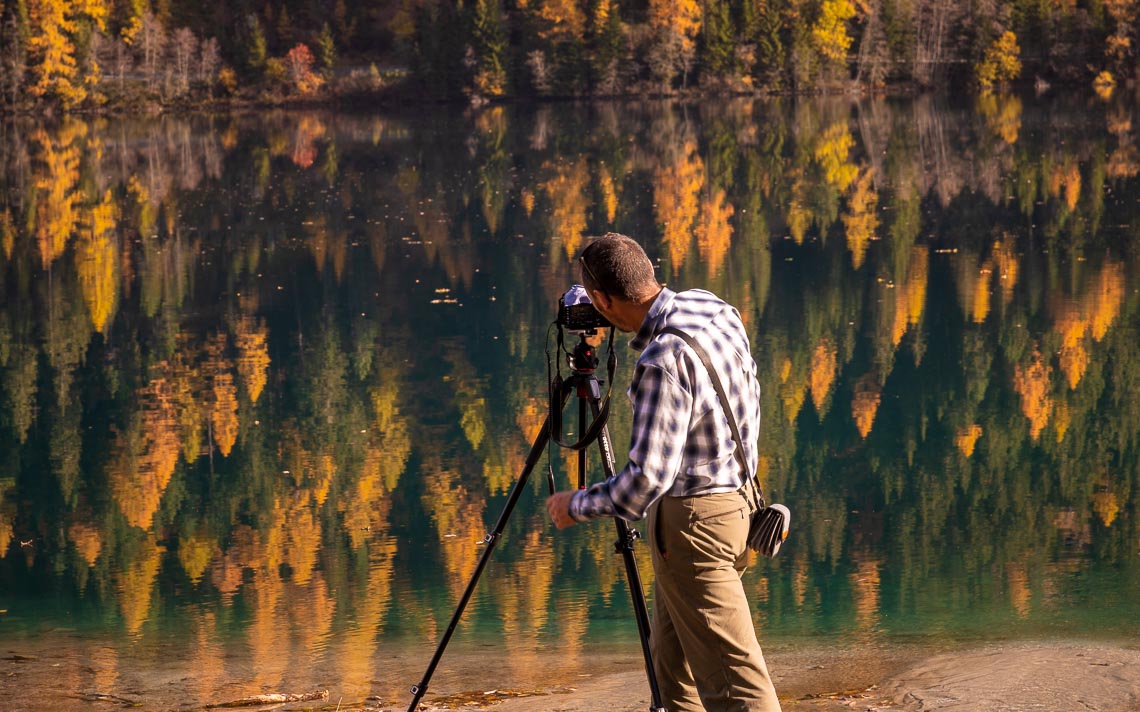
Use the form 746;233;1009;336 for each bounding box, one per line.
569;483;615;521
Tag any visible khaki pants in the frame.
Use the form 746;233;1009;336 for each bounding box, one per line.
647;491;781;712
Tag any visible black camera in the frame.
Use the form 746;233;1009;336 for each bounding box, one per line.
558;285;611;333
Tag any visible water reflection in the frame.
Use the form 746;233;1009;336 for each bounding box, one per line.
0;96;1138;702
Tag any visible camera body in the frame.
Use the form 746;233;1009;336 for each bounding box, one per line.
558;285;611;333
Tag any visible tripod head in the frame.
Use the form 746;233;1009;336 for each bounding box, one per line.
567;333;600;374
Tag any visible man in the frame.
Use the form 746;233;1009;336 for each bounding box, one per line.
546;233;781;711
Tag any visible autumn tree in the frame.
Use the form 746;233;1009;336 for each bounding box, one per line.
812;0;855;79
976;30;1021;91
0;0;31;106
284;43;322;95
26;0;108;107
647;0;702;89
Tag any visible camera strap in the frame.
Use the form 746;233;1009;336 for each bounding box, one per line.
658;326;765;512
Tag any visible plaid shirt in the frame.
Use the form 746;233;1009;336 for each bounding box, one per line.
569;287;761;522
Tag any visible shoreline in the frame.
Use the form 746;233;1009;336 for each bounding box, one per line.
401;639;1140;712
5;633;1137;711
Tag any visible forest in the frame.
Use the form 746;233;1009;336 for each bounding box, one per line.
1;0;1138;111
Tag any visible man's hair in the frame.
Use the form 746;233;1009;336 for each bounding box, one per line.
578;233;659;302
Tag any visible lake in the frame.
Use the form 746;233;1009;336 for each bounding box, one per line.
0;95;1137;709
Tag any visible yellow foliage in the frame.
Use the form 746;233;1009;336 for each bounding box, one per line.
598;165;618;224
1093;490;1119;527
33;126;83;268
814;123;858;191
1053;400;1071;442
178;532;217;584
695;188;735;277
77;190;120;334
977;93;1023;144
812;0;856;63
1093;70;1116;100
1090;261;1125;341
234;316;271;403
976;31;1022;91
841;167;878;269
654;140;704;274
992;240;1019;305
537;0;586;42
955;424;983;458
116;537;164;637
540;159;591;260
1013;346;1052;441
205;334;239;457
648;0;701;48
892;246;929;345
1;209;14;260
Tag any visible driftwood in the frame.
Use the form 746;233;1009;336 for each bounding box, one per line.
206;690;329;708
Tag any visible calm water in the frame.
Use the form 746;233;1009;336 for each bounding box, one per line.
1;96;1138;707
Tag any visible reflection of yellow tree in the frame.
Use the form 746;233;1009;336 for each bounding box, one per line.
33;124;85;268
69;520;103;566
234;315;271;404
205;333;239;457
541;158;591;260
336;539;397;697
598;164;618;224
956;253;994;324
490;529;555;681
1013;345;1052;441
76;190;120;334
695;187;735;277
891;246;928;346
1006;562;1031;619
808;338;837;418
178;528;217;584
841;167;878;269
1048;160;1082;212
977;93;1023;145
109;372;181;529
992;239;1019;305
421;458;486;598
851;372;881;439
955;424;983;457
1052;260;1126;390
814;123;857;191
655;140;704;274
116;535;164;637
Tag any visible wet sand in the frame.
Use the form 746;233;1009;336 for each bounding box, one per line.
419;641;1140;711
4;636;1139;711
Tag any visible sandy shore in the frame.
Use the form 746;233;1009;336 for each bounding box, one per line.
403;641;1140;712
3;638;1138;710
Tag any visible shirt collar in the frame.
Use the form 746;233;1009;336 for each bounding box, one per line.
630;287;676;351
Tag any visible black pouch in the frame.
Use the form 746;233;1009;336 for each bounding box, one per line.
747;503;790;557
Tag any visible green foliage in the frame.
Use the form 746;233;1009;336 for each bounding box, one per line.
702;0;737;76
317;22;336;75
245;13;268;76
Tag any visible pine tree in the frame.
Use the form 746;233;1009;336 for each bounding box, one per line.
469;0;506;98
317;22;335;77
702;0;737;77
244;13;267;76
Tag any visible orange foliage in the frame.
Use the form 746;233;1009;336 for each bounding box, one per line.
891;246;929;345
537;0;586;41
955;424;983;458
851;373;881;439
69;521;104;566
992;239;1019;305
809;338;837;417
205;334;239;457
1093;489;1120;527
695;188;735;277
1090;260;1125;341
291;115;326;168
648;0;701;50
598;164;618;224
654;140;704;274
1006;562;1031;619
1048;160;1082;212
1013;346;1052;441
109;373;181;529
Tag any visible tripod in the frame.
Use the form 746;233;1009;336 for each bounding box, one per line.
406;334;666;712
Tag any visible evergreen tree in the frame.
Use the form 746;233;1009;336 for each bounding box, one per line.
244;13;267;77
754;0;784;90
469;0;507;98
701;0;737;77
316;21;335;77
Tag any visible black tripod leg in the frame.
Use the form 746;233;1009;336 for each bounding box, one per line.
589;400;668;712
406;404;561;712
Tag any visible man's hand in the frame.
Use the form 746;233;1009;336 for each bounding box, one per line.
546;491;579;529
